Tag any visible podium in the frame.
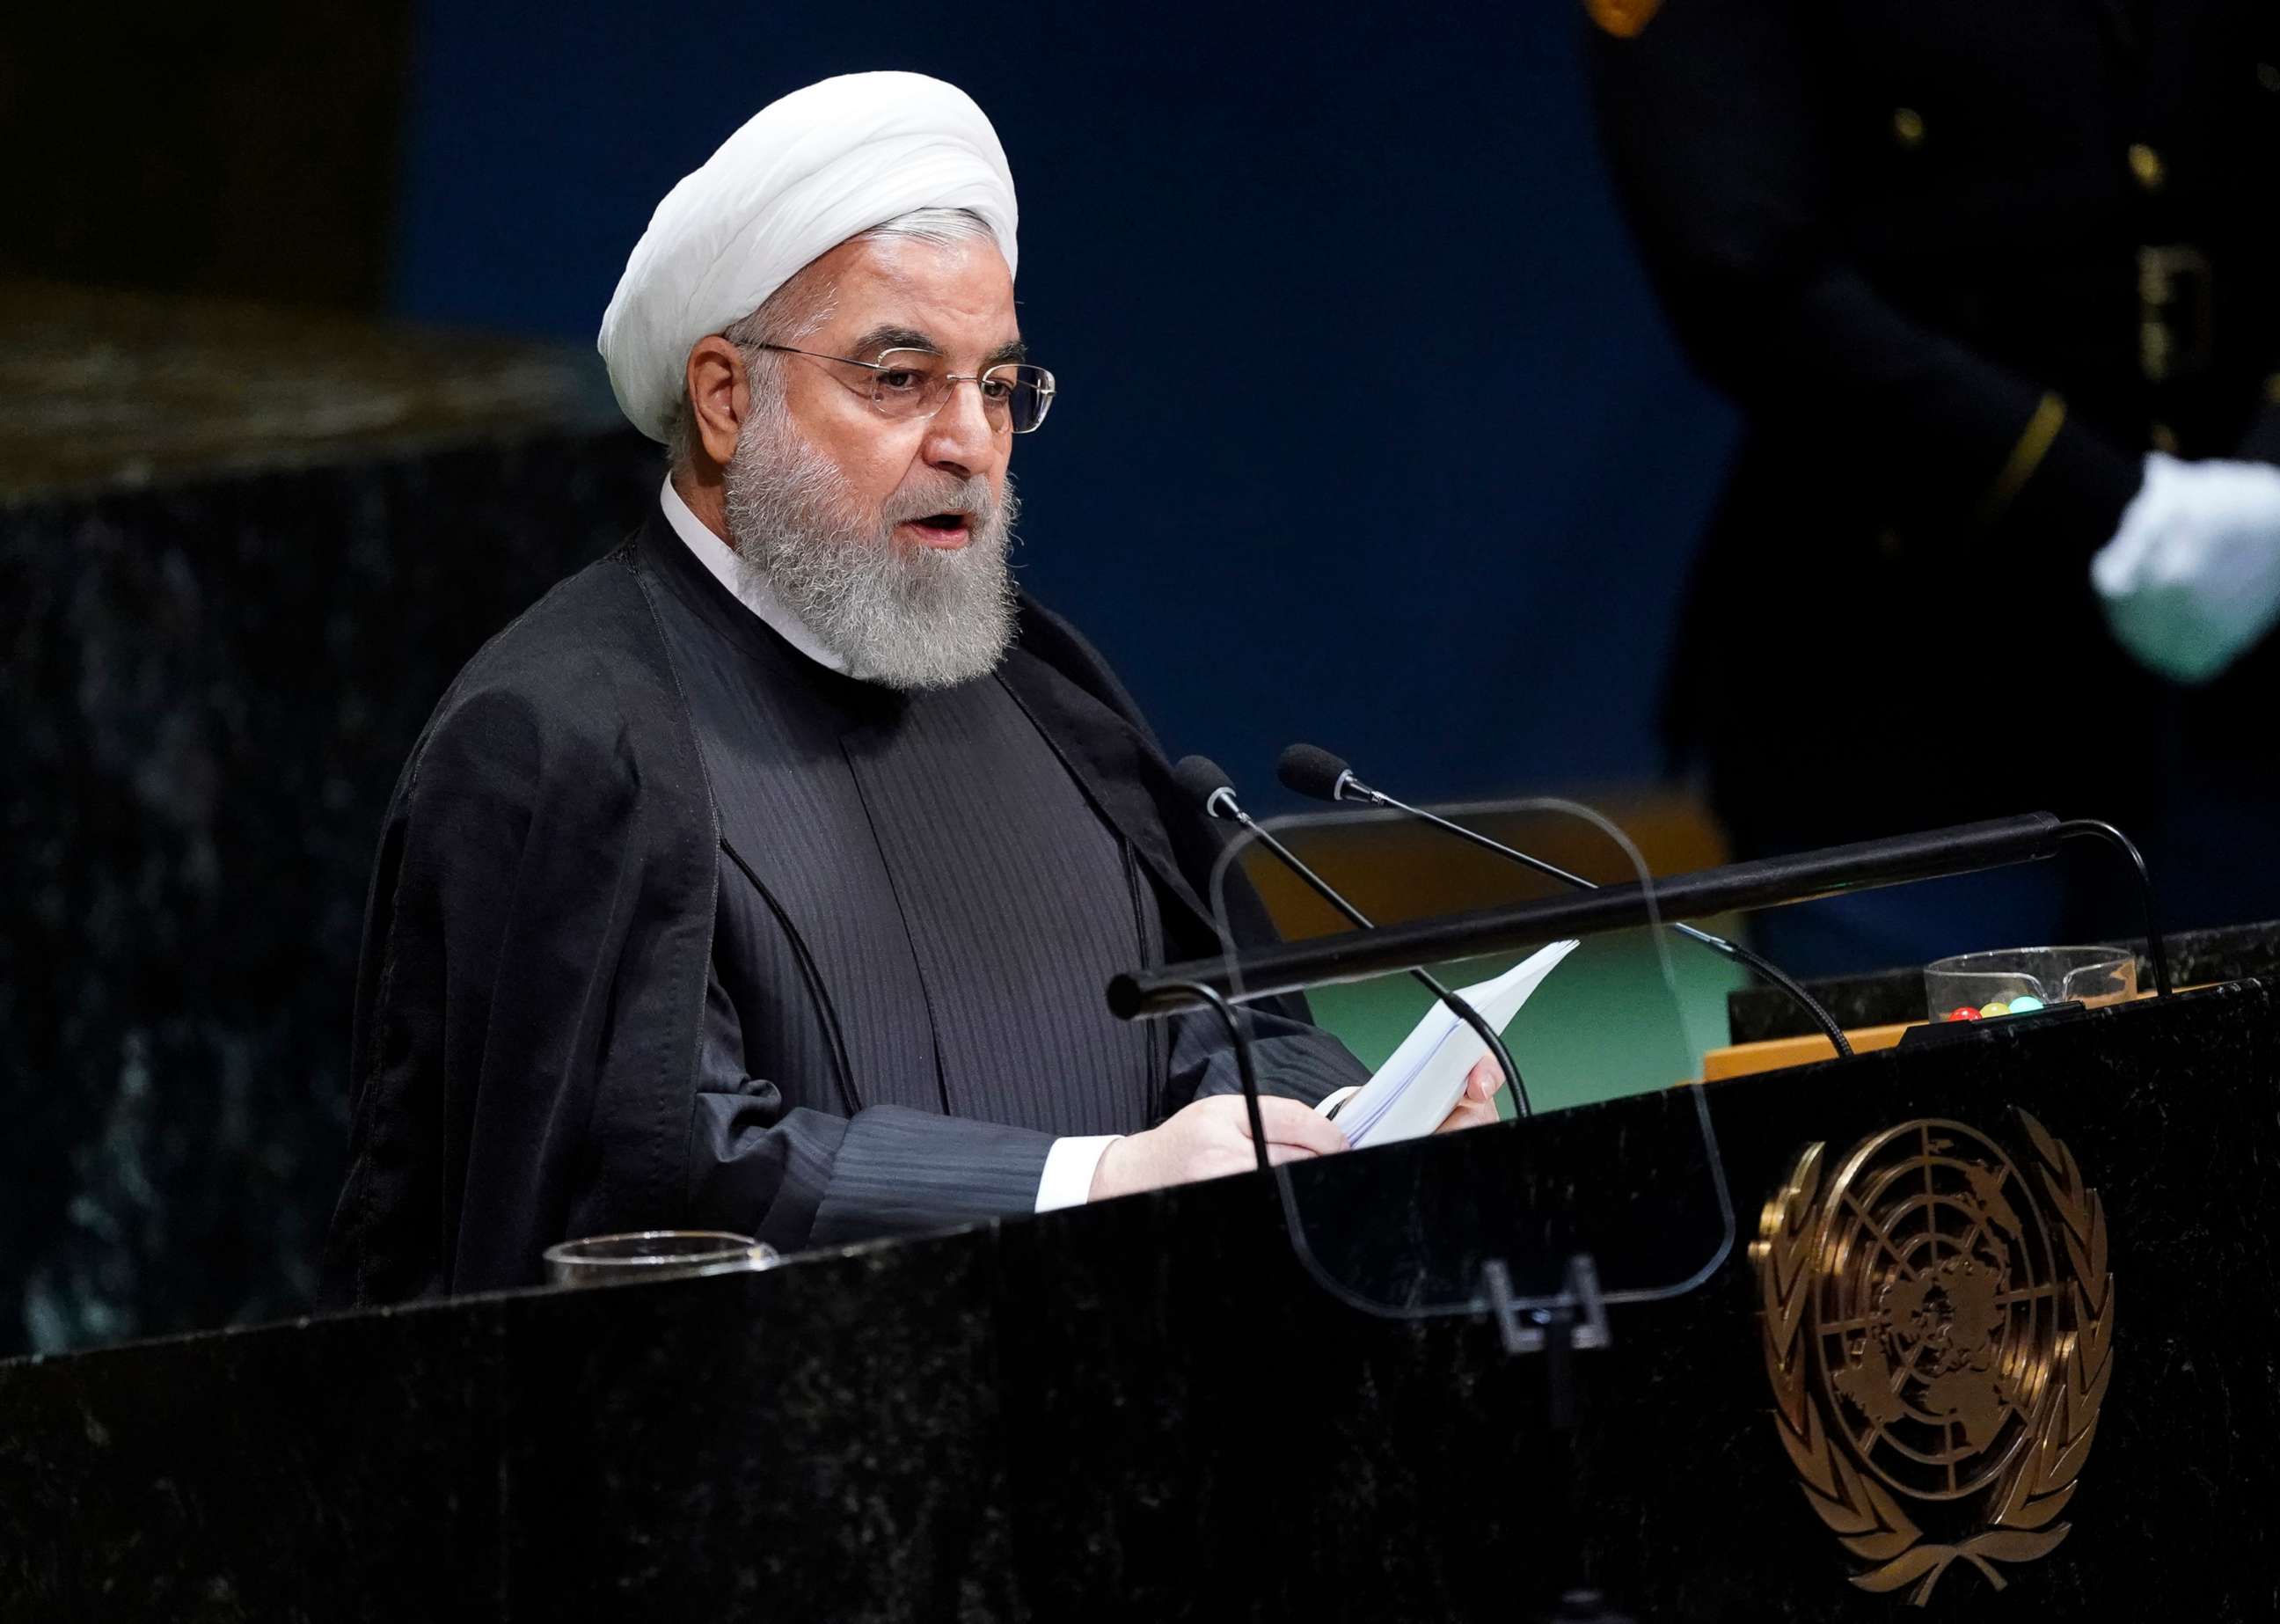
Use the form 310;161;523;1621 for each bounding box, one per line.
4;968;2274;1620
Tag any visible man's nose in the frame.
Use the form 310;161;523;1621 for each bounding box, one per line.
920;377;1000;479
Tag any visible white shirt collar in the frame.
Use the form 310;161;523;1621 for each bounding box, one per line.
658;476;849;675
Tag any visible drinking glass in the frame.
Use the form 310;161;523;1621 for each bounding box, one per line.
542;1230;778;1288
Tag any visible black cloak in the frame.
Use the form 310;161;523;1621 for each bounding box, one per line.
325;516;1364;1304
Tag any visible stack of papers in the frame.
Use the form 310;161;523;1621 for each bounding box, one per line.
1330;940;1579;1148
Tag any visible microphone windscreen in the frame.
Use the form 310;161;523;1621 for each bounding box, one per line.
1276;743;1352;802
1172;754;1236;808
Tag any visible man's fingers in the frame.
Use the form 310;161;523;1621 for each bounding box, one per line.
1436;1098;1499;1135
1264;1143;1324;1167
1465;1056;1504;1101
1246;1095;1351;1157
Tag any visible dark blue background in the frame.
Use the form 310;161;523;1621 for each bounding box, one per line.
391;2;1736;807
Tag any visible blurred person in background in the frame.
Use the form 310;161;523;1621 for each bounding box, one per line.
1587;0;2280;973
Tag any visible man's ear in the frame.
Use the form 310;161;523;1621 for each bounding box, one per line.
683;336;749;471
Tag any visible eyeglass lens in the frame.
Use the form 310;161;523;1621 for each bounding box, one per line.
870;349;1055;433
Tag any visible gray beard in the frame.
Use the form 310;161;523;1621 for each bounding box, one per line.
722;406;1019;691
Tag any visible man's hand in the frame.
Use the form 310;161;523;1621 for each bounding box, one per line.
2094;452;2280;684
1089;1094;1348;1202
1434;1056;1505;1134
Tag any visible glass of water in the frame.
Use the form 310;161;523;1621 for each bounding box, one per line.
542;1230;778;1288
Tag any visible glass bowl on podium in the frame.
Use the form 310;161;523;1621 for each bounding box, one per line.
1925;946;2138;1023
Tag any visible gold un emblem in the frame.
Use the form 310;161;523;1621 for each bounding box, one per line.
1751;1113;2114;1606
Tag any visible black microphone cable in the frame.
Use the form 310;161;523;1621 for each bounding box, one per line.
1276;743;1857;1063
2055;819;2173;998
1173;755;1535;1118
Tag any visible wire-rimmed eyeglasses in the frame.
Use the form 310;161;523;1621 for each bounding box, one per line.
756;344;1056;434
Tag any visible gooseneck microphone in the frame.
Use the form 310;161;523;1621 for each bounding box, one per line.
1173;755;1535;1118
1275;743;1858;1062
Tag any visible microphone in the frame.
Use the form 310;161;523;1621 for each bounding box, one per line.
1116;812;2073;1017
1275;743;1856;1059
1275;743;1361;806
1173;755;1534;1117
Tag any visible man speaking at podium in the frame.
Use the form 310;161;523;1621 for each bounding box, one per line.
326;74;1494;1306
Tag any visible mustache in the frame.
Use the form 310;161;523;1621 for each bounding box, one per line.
881;475;1001;528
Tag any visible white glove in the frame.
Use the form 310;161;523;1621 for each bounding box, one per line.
2091;451;2280;684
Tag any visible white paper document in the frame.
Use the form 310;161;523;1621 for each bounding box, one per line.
1329;940;1580;1148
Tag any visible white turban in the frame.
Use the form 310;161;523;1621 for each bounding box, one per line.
597;71;1019;443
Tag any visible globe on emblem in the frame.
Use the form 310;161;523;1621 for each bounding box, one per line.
1808;1119;2064;1501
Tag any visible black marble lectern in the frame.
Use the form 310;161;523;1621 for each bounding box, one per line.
3;978;2274;1621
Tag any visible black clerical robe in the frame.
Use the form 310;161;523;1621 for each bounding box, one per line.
325;511;1365;1304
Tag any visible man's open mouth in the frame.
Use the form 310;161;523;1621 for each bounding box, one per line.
911;513;968;531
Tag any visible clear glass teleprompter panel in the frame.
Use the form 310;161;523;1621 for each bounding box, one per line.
1198;794;1734;1316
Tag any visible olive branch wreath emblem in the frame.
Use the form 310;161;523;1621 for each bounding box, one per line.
1752;1112;2115;1606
